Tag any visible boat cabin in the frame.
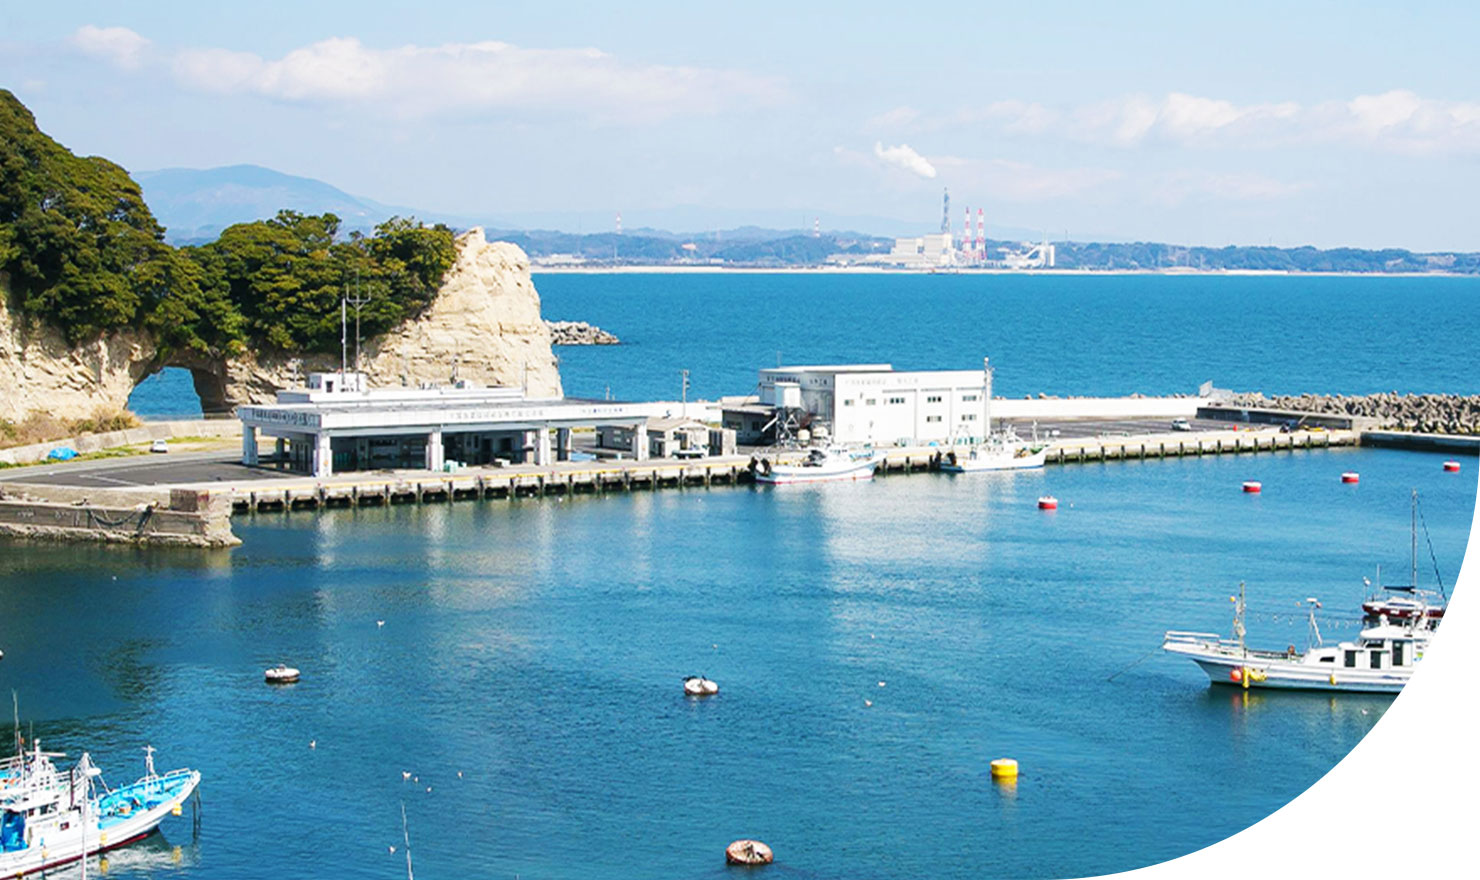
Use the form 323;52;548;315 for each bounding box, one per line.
1304;624;1420;671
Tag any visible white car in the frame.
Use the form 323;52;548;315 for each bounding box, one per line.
1170;418;1192;432
150;439;170;453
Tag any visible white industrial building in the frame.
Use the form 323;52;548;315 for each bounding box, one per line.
238;372;656;478
724;361;994;447
883;233;956;269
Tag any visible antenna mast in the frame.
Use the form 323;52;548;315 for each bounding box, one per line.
346;274;373;376
940;187;950;234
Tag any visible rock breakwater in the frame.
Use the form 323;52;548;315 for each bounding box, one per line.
1227;392;1480;434
546;321;619;345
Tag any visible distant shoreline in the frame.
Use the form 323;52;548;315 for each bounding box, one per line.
531;265;1475;278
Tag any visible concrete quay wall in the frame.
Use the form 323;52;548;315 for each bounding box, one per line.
0;496;239;547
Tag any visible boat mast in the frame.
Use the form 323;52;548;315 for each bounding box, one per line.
1411;489;1418;589
1233;582;1247;659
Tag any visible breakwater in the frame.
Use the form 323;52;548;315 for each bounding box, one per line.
1226;392;1480;435
546;320;620;345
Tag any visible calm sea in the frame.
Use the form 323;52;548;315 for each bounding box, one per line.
12;272;1470;878
129;272;1480;416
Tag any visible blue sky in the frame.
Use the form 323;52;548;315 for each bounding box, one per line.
4;1;1479;248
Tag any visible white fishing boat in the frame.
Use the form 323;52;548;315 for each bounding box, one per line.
753;446;881;485
0;743;199;876
1162;583;1424;694
940;428;1048;473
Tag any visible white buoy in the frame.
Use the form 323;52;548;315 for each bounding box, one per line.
377;620;386;628
683;675;719;696
309;740;316;749
265;664;300;684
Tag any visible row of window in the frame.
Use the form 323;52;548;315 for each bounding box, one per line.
844;394;981;407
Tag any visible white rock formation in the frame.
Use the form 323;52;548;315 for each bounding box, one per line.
0;276;154;423
200;229;563;407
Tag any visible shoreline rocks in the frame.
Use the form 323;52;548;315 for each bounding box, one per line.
545;320;620;345
1227;392;1480;435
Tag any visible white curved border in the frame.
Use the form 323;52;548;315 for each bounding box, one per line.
1097;460;1479;880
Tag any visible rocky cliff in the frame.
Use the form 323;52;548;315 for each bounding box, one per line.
2;229;562;422
1;274;156;423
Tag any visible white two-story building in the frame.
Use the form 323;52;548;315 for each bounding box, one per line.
727;360;993;447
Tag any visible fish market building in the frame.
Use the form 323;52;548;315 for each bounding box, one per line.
237;372;655;477
722;361;994;447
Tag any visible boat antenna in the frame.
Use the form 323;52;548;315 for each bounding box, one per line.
400;801;415;880
11;690;18;757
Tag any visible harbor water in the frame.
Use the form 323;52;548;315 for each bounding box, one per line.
0;446;1471;878
50;272;1480;875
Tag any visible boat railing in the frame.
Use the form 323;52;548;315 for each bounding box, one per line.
1163;630;1224;644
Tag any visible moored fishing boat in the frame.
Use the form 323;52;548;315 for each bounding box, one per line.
1359;490;1447;628
1162;583;1424;694
940;426;1048;473
753;446;882;485
0;744;199;876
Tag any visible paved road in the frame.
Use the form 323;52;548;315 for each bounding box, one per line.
999;416;1228;440
1;450;294;488
2;417;1246;488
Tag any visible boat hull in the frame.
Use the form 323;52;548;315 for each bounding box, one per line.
1168;646;1409;694
754;458;880;484
940;448;1047;473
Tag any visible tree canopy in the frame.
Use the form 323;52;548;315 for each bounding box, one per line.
1;89;456;359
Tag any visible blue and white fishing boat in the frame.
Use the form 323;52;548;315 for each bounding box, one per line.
1162;582;1426;694
0;742;199;876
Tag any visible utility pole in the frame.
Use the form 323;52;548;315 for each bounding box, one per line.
680;369;690;419
345;273;373;376
340;292;348;378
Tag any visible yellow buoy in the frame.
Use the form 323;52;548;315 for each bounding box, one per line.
172;803;183;816
990;758;1019;780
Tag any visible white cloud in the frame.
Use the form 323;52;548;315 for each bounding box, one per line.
1146;171;1310;206
872;142;936;178
932;89;1480;155
933;156;1122;201
69;25;151;71
169;36;786;121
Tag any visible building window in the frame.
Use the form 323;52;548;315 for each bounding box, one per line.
961;413;977;421
962;394;979;402
750;420;761;431
1344;650;1357;667
865;399;877;406
888;396;905;405
926;415;942;423
844;399;854;407
926;395;942;403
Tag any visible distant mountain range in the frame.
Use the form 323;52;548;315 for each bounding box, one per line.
133;164;1478;273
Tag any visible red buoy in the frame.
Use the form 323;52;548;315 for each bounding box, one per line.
1037;496;1058;510
1229;668;1243;683
1242;481;1262;493
1341;472;1359;484
1443;461;1461;472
